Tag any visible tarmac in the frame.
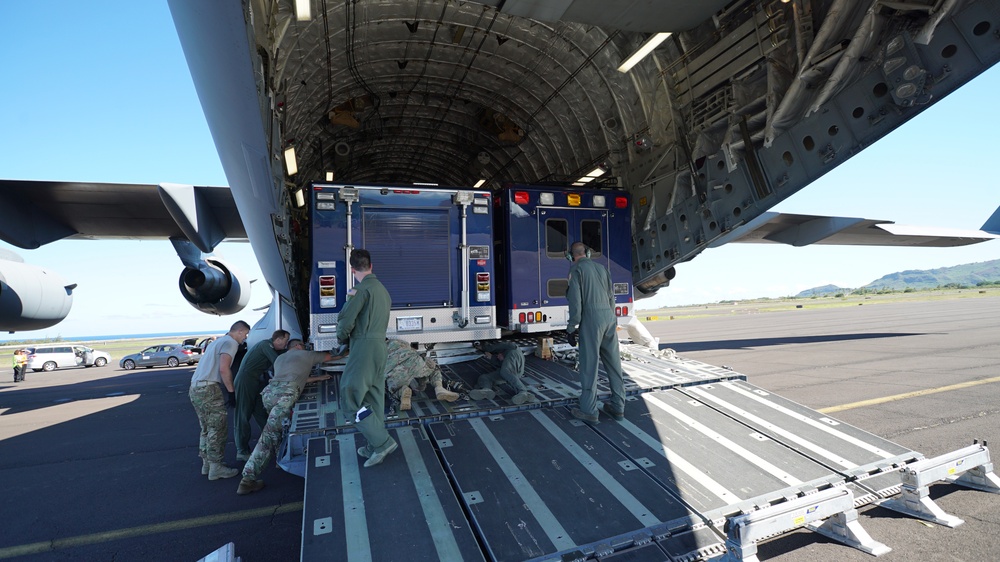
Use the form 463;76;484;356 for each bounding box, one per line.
0;295;997;561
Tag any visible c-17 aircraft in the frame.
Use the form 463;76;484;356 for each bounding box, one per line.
4;2;1000;561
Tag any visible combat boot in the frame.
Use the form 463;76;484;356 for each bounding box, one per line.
363;439;398;468
468;388;495;400
399;386;412;411
434;384;459;402
237;478;265;495
208;461;239;480
201;458;210;475
512;391;536;405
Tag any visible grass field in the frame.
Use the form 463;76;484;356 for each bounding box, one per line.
636;286;1000;320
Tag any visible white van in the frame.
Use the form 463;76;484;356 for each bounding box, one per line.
26;345;111;372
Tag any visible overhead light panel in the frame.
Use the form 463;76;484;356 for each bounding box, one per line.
617;32;672;73
585;166;606;178
295;0;312;21
473;179;486;188
284;147;298;176
325;171;334;182
294;189;305;208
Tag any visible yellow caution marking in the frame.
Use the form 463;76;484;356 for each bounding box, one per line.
819;376;1000;414
0;502;303;558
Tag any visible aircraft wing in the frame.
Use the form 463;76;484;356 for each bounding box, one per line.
709;212;1000;248
0;179;245;250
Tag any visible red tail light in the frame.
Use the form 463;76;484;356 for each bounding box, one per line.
527;313;535;323
518;312;526;323
615;306;622;316
514;191;530;204
615;196;628;208
622;306;629;316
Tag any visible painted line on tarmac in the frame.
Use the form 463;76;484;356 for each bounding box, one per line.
820;376;1000;414
0;501;304;559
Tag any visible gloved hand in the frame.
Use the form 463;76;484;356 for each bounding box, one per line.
566;331;578;347
224;389;236;409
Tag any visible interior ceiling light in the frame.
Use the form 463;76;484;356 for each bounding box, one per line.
294;189;305;208
284;146;298;176
473;179;486;188
325;171;334;182
617;32;672;73
295;0;311;21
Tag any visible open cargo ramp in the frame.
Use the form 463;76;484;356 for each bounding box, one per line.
297;344;999;561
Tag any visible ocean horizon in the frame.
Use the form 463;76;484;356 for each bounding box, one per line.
0;330;223;345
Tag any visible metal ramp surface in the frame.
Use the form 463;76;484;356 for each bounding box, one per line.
297;344;999;561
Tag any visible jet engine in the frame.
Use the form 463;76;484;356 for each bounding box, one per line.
178;257;251;315
0;258;75;332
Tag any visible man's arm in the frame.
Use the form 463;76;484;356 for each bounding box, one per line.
336;288;367;342
218;353;235;392
566;268;582;333
305;353;335;383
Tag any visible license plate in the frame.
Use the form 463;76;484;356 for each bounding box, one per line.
396;316;423;332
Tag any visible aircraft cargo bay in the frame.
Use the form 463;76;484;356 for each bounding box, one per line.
292;339;999;562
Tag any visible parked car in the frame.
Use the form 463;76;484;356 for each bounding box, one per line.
119;343;201;370
182;336;218;353
27;345;112;372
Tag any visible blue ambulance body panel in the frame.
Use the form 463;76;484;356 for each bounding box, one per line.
494;185;633;333
308;184;499;349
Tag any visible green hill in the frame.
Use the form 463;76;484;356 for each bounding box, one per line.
862;259;1000;291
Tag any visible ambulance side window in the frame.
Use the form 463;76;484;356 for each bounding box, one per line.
545;219;568;258
581;219;603;257
547;279;568;298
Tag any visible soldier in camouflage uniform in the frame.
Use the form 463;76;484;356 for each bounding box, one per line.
237;340;334;495
384;339;459;410
468;341;536;405
190;320;250;480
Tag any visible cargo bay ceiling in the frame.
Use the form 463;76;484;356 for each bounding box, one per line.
247;0;1000;294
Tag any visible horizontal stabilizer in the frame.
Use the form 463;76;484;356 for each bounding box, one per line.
711;212;1000;248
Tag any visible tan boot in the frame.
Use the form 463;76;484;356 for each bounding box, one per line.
399;386;412;411
434;384;459;402
208;461;239;480
201;458;209;475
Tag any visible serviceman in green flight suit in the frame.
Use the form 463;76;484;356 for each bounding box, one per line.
565;241;626;423
338;248;396;467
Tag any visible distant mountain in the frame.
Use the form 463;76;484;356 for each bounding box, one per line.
796;284;847;297
862;259;1000;291
795;259;1000;296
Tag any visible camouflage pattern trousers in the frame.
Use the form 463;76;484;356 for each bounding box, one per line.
384;339;443;398
189;382;227;463
242;381;298;481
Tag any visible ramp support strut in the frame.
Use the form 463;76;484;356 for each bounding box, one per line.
880;442;1000;527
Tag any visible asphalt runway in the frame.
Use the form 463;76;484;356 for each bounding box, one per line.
0;297;997;561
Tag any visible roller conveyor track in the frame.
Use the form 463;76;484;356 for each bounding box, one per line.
296;343;993;561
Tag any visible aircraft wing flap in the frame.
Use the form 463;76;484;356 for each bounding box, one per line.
0;180;246;249
717;212;999;248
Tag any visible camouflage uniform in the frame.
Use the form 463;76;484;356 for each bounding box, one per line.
384;339;444;397
241;381;297;480
189;383;227;462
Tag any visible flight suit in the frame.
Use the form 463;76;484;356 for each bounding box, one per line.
337;274;393;455
233;339;281;457
475;341;527;395
567;257;625;417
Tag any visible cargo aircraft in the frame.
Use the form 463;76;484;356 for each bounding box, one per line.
4;4;1000;561
1;0;999;337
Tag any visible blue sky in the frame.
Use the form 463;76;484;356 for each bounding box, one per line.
1;2;997;339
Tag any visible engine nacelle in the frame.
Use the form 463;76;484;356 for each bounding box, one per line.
178;257;251;315
0;259;75;332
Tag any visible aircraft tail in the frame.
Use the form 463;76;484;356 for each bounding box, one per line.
983;205;1000;235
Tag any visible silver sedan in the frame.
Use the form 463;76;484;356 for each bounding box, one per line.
119;344;201;370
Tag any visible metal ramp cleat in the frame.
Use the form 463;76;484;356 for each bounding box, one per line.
880;442;1000;527
716;486;889;562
